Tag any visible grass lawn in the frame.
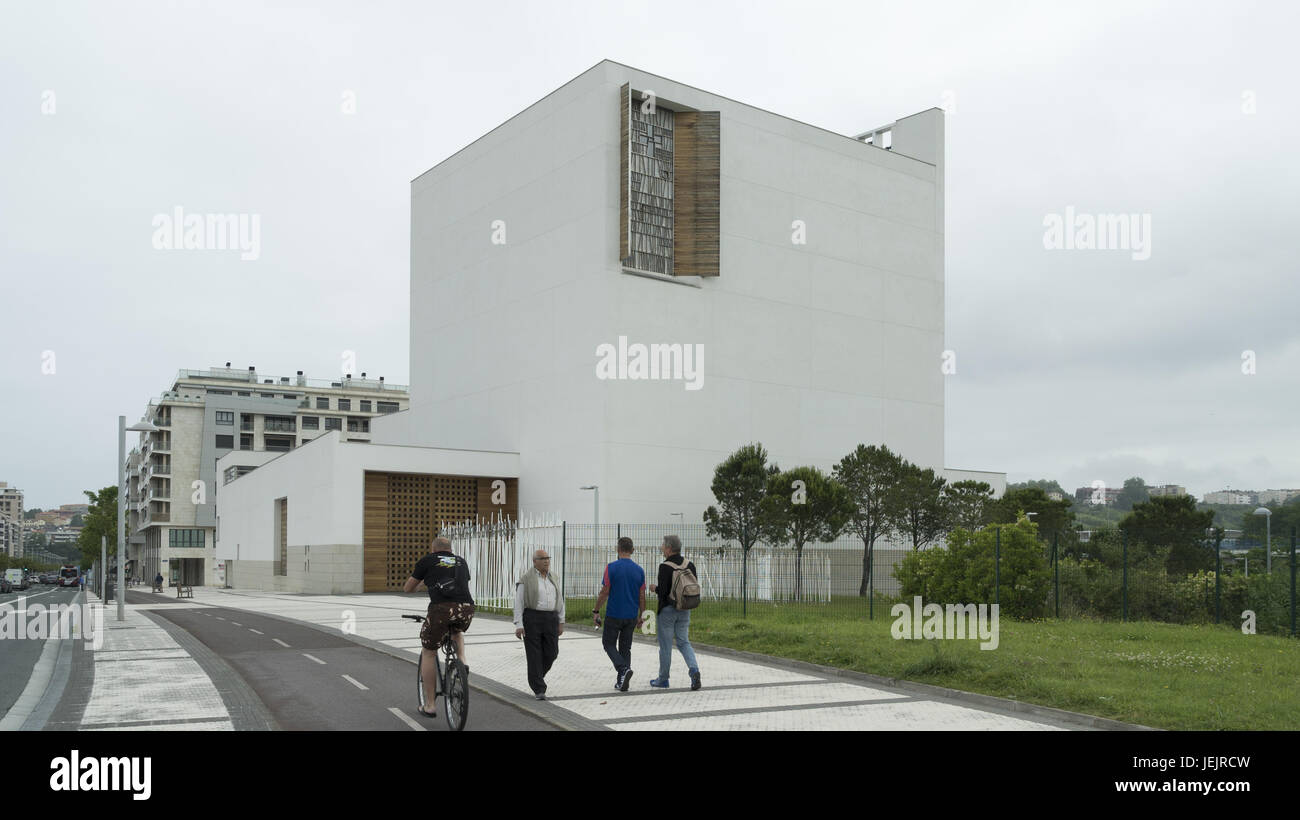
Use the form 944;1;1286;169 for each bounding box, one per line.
548;596;1300;730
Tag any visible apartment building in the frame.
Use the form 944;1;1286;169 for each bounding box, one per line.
1203;490;1256;505
1148;484;1188;498
126;365;409;586
0;482;23;558
0;516;21;559
1255;489;1300;505
1074;486;1122;506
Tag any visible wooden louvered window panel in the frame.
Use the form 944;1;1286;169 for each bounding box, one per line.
619;84;719;277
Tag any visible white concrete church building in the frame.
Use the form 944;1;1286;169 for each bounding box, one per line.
215;60;1002;594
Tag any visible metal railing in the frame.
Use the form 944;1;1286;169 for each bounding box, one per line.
438;519;916;617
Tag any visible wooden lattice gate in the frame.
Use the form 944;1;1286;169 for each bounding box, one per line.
362;471;517;592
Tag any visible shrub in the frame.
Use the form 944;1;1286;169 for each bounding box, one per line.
895;519;1049;619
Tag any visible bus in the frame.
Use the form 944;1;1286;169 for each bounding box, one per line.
59;565;81;588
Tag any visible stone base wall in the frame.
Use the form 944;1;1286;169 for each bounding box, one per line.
227;544;362;594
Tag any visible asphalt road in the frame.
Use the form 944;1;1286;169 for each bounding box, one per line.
0;584;79;719
139;595;555;731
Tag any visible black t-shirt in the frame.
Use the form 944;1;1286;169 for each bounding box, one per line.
412;551;474;605
657;554;697;613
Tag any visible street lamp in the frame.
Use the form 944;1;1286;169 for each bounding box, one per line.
120;417;158;621
671;512;683;529
1253;507;1272;573
580;486;599;549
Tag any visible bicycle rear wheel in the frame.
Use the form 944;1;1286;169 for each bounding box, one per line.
444;660;469;731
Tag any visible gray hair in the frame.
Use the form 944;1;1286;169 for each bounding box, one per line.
663;534;682;554
432;536;451;551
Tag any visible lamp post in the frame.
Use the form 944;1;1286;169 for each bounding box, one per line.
1253;507;1272;573
671;512;683;529
120;416;158;621
580;486;599;549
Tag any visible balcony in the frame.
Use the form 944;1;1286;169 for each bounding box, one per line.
240;422;254;431
264;420;296;433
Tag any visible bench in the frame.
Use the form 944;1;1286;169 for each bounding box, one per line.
176;585;194;599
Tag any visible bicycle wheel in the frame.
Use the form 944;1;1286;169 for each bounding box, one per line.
444;660;469;731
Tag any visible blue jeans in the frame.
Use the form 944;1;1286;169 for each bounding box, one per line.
657;606;699;680
602;617;636;673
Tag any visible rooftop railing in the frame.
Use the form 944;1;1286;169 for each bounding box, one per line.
174;368;408;392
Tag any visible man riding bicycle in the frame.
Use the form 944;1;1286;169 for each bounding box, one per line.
403;535;475;717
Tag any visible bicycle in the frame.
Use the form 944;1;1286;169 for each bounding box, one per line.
401;614;469;731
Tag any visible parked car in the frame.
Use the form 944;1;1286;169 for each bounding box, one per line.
4;569;26;590
0;577;11;594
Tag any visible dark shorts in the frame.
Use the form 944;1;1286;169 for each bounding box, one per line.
421;601;475;650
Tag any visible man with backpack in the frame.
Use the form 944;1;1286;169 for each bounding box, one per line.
648;534;702;690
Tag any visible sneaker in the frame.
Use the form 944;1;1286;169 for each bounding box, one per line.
618;668;633;692
649;678;670;688
690;669;702;691
535;692;546;701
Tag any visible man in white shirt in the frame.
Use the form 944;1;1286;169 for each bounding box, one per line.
514;550;565;700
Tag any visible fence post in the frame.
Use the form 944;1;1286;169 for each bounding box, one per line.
1214;537;1221;625
1291;527;1296;638
994;527;1001;608
1122;529;1129;623
1053;531;1059;618
742;546;748;619
560;521;566;601
868;542;874;621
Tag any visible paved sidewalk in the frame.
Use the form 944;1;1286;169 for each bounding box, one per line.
163;587;1101;731
70;591;235;731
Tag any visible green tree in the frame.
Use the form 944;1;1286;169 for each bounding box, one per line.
895;517;1049;618
887;463;948;550
833;444;903;596
1007;478;1068;498
945;480;995;531
1239;496;1300;547
704;444;778;604
1115;476;1149;512
989;487;1074;539
1119;495;1215;575
759;466;851;601
76;486;120;569
70;513;84;527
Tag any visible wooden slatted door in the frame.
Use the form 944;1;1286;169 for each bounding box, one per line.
363;472;516;592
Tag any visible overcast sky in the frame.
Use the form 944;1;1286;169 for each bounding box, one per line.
2;0;1297;510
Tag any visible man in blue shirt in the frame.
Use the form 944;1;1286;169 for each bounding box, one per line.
593;537;646;692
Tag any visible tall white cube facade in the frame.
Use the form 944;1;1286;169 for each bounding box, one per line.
373;61;945;523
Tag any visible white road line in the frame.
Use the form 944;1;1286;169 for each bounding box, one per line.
249;629;263;635
272;638;290;647
341;675;368;691
302;654;326;665
230;622;242;627
215;617;225;621
388;707;426;731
